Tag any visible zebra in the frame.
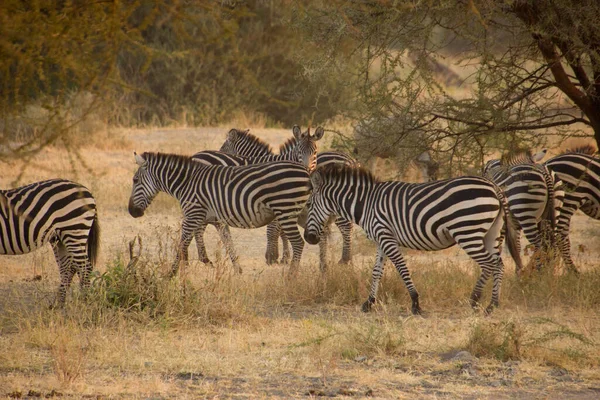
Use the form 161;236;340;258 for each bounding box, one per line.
189;125;323;269
0;179;100;306
128;152;311;275
543;145;600;273
483;150;563;272
219;127;357;269
303;164;519;315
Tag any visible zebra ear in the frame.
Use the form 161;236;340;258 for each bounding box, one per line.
310;170;323;190
312;126;325;141
531;149;547;163
292;125;302;139
134;152;146;166
227;129;239;142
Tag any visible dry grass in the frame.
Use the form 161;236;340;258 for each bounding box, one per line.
1;127;600;398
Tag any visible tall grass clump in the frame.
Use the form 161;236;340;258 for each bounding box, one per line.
502;266;600;310
466;316;595;367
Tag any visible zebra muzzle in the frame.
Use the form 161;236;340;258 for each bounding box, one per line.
304;230;320;245
128;198;145;218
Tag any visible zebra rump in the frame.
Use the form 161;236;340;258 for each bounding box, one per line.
544;145;600;272
0;179;100;306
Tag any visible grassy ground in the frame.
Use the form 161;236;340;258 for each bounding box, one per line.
0;127;599;399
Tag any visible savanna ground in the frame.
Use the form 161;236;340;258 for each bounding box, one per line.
1;127;600;399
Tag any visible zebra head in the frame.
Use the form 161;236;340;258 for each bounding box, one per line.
304;169;334;245
219;128;272;156
483;159;501;178
288;125;325;173
128;152;159;218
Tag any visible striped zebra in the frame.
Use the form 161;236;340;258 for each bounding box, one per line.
0;179;100;306
483;150;563;272
128;152;311;275
219;127;357;269
544;145;600;273
303;164;519;314
189;125;323;269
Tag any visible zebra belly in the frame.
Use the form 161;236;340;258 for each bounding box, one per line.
205;204;276;229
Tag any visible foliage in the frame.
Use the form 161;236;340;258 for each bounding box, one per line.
0;0;352;161
297;0;599;176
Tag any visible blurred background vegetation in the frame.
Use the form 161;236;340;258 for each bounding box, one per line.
1;0;598;176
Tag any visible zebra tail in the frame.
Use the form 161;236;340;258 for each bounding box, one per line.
88;214;100;267
540;166;557;247
495;185;523;270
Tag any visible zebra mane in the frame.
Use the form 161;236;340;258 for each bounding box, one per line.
142;152;199;169
562;144;597;155
315;163;380;184
279;137;298;154
231;129;273;154
499;150;536;166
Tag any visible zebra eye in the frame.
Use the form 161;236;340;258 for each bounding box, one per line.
133;176;139;184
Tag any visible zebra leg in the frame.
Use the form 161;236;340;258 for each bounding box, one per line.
383;241;422;315
486;257;505;314
52;242;76;308
362;246;386;312
265;222;280;265
216;223;242;274
280;231;291;264
318;223;331;273
335;217;353;264
172;214;203;276
555;208;579;274
277;217;304;275
521;224;544;271
193;220;213;266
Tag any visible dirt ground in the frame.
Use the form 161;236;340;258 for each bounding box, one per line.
1;127;599;399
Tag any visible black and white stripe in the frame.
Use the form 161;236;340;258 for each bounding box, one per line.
303;165;518;314
0;179;100;306
128;152;311;274
483;150;562;272
219;127;357;269
544;145;600;272
190;126;323;268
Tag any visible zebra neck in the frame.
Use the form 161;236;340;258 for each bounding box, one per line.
334;184;371;226
152;165;197;200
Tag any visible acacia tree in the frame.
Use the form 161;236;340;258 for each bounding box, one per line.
297;0;600;175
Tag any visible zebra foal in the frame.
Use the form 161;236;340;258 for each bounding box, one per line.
483;150;563;272
0;179;100;306
304;165;518;314
128;152;311;274
220;127;357;269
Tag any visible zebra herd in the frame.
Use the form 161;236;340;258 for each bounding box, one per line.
1;126;599;314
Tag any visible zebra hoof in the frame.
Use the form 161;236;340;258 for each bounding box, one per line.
361;299;374;313
338;258;351;265
484;304;497;315
411;305;422;315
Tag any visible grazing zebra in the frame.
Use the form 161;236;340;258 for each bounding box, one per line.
128;152;311;275
219;127;357;269
483;150;563;272
544;145;600;273
0;179;100;306
190;125;323;269
303;164;519;314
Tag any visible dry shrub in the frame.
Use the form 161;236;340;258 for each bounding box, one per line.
339;320;405;359
466;316;593;366
467;319;523;361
